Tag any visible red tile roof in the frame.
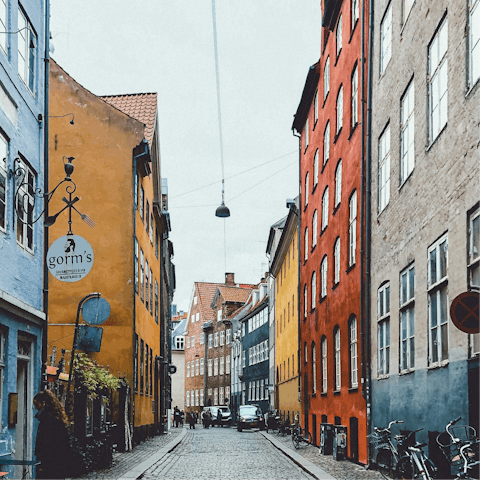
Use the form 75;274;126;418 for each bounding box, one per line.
217;286;253;304
195;282;224;322
101;93;157;145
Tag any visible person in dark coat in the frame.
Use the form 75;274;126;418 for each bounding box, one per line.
174;406;181;427
33;389;74;480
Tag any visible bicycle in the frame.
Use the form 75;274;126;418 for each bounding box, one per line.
368;420;404;476
455;440;480;479
291;423;312;449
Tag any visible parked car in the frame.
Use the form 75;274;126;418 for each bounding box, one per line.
236;405;265;432
204;406;232;426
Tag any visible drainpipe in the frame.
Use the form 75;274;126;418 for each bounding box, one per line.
41;0;50;390
132;159;137;438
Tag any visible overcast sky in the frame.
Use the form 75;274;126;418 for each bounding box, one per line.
49;1;320;311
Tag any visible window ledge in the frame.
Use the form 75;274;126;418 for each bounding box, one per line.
311;244;317;254
376;374;389;380
313;119;318;130
321;160;328;174
348;386;358;392
426;123;448;153
319;295;327;304
333;390;341;395
346;263;356;274
334;128;342;144
427;276;448;293
304;204;308;213
466;78;480;99
349;21;358;44
321;391;327;397
399;368;415;376
311;393;317;398
427;359;449;371
348;122;359;140
312;184;318;195
334;50;342;67
323;93;329;108
333;203;340;215
320;227;327;237
332;282;339;291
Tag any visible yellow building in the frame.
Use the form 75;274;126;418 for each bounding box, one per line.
47;61;172;445
270;204;301;422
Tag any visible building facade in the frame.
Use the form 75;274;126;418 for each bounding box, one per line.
0;1;47;477
294;0;368;463
369;0;479;473
171;313;187;414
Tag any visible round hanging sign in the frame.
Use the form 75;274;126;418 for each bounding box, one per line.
47;235;94;282
81;297;111;325
450;291;479;334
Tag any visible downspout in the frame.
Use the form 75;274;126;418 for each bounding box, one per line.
41;0;50;390
132;159;137;437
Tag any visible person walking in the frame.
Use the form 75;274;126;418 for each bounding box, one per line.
174;406;180;427
33;389;74;479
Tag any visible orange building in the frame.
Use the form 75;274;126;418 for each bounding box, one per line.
47;60;174;444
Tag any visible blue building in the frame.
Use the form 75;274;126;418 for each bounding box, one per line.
0;0;47;477
239;283;269;414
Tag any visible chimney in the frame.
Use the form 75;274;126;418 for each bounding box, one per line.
225;272;235;286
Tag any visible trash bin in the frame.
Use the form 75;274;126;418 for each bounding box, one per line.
320;423;334;455
333;425;348;461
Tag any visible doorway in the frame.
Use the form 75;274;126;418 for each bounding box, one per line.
15;356;31;479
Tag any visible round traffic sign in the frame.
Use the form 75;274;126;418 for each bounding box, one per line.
450;292;479;334
81;297;111;325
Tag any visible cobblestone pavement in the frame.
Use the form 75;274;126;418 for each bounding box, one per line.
269;431;387;480
72;428;182;480
141;426;314;480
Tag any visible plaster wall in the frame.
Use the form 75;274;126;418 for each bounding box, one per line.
170;350;184;411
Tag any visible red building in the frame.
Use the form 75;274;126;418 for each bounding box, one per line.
293;0;369;464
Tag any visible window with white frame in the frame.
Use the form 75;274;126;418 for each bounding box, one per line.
380;3;392;74
321;256;328;298
219;387;224;405
312;342;317;393
400;264;415;371
378;282;390;376
214;388;218;405
336;86;343;134
401;81;415;183
334;327;341;390
194;295;197;305
195;359;199;376
335;160;342;207
186;391;190;407
429;17;448;142
16;158;35;252
242;350;245;368
322;187;329;230
352;0;359;30
200;332;204;345
304;227;308;262
195;390;199;406
214;332;218;347
323;122;330;166
314;149;319;187
0;135;7;232
404;0;414;23
336;15;342;57
200;357;204;375
305;118;309;151
378;125;391;212
324;57;330;99
217;309;222;322
214;357;219;376
225;386;230;402
191;313;195;323
145;261;149;311
428;234;448;364
191;335;195;347
264;340;268;359
311;271;317;310
334;237;340;284
305;173;309;207
469;0;480;87
186;361;190;378
349;191;357;266
220;331;225;346
0;0;6;53
248;382;252;401
349;317;358;387
208;359;213;377
321;336;327;393
208;334;213;348
226;355;230;374
468;207;480;289
351;65;358;126
314;90;319;123
312;210;318;248
220;356;224;375
18;7;36;93
304;284;308;319
196;312;200;322
200;389;204;406
140;249;144;302
175;336;184;349
226;329;231;344
186;336;190;349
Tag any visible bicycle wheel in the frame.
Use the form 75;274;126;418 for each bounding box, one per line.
425;458;437;479
306;431;313;445
395;456;413;480
292;432;300;449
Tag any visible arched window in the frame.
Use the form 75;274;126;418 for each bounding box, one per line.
321;255;328;298
312;342;317;393
324;122;330;166
314;149;319;187
314;90;319;123
305;172;309;207
304;226;309;261
324;57;330;100
349;191;357;266
321;336;327;393
334;327;341;391
335;160;342;207
336;86;343;134
311;271;317;310
351;64;358;127
312;210;318;248
349;316;358;387
304;342;308;364
336;15;343;58
334;237;341;284
304;284;308;319
322;187;329;231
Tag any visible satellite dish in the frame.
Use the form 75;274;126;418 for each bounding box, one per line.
81;297;111;326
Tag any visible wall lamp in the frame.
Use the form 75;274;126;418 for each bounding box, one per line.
49;113;74;125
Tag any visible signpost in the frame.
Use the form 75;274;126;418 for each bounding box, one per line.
450;291;479;334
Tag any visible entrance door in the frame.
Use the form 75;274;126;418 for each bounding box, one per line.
15;359;31;479
303;373;309;433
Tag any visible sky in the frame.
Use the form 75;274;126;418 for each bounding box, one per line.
49;1;320;311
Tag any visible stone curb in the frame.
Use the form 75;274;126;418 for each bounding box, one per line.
260;431;337;480
119;427;187;480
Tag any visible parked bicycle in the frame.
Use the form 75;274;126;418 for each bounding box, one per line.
291;423;312;449
368;420;404;476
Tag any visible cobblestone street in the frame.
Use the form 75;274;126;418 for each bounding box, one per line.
141;427;313;480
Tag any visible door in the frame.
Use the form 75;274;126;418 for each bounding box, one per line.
15;359;31;479
303;373;309;433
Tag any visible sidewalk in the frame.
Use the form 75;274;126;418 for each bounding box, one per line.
72;427;185;480
261;431;385;480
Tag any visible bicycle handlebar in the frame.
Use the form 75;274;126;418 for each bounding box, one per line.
446;416;463;442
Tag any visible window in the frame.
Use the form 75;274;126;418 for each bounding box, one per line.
149;269;153;315
265;340;268;359
322;187;329;230
208;359;213;377
187;361;190;378
200;332;204;345
314;149;319;187
219;387;224;406
140;186;144;221
321;256;328;298
0;0;6;53
314;90;319;123
191;335;195;347
214;357;219;376
429;17;448;141
214;388;218;406
145;260;149;311
305;118;309;151
378;125;391;212
304;284;308;319
336;86;343;134
195;359;199;376
214;332;218;347
200;358;204;375
186;391;189;407
349;191;357;266
336;15;342;58
220;331;225;346
311;271;317;310
155;228;159;258
226;355;230;374
305;173;309;207
186;336;190;349
140;249;144;302
220;356;224;375
208;334;213;348
469;0;480;87
401;81;415;183
321;336;327;393
334;160;342;208
175;336;184;349
468;207;480;288
428;234;448;364
0;135;7;232
200;389;204;406
154;280;159;323
312;210;318;248
217;309;222;322
195;390;199;406
304;342;308;364
312;343;317;394
134;238;139;294
0;330;4;411
323;122;330;166
191;313;195;324
226;329;231;344
146;201;150;234
378;283;390;376
242;350;245;368
334;237;340;284
324;57;330;100
334;328;341;390
150;213;154;244
404;0;414;23
18;7;36;92
352;0;359;30
380;3;392;74
400;264;415;371
349;317;358;387
304;227;308;262
351;65;358;126
16;158;35;252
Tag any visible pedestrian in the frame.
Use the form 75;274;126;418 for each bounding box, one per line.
180;410;184;426
174;406;180;427
33;389;74;480
187;411;196;429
